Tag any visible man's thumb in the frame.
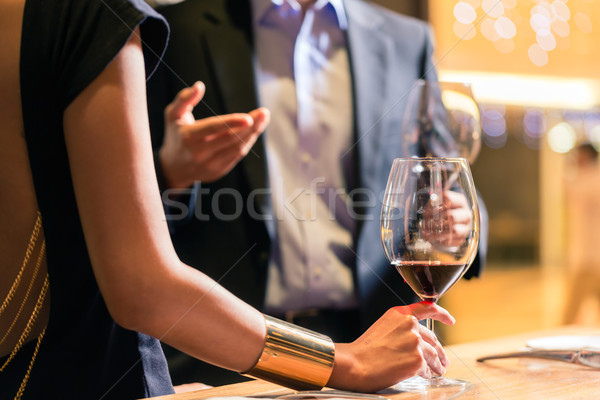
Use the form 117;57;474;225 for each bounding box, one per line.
165;81;205;121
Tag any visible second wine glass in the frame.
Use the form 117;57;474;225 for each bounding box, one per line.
401;79;481;163
381;157;480;390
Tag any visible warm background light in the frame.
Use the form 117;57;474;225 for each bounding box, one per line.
430;0;599;77
439;71;600;110
427;0;600;343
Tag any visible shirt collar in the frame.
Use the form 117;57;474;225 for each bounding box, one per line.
252;0;348;30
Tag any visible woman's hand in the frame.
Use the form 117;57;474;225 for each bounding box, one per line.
327;302;454;393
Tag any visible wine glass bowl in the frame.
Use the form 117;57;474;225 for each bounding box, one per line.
381;157;480;389
401;80;481;164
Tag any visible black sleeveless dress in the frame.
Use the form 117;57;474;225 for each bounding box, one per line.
0;1;172;398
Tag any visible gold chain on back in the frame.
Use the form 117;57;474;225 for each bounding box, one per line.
0;211;49;400
0;213;42;316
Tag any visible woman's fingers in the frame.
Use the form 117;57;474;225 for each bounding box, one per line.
397;302;452;372
399;301;456;326
327;303;456;392
417;323;450;368
248;107;271;133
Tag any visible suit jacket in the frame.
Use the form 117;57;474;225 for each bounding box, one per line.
147;0;485;385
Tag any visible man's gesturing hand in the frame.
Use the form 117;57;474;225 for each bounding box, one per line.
159;81;270;189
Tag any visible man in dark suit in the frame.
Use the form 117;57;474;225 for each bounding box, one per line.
147;0;486;386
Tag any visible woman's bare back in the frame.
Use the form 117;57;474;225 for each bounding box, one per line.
0;0;49;358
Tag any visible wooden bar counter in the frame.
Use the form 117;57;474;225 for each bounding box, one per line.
148;326;600;400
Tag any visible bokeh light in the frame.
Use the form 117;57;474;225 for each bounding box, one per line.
574;12;593;34
536;32;557;51
523;110;547;138
552;18;570;37
523;109;547;150
454;21;477;40
482;0;505;18
548;122;577;153
454;1;477;24
481;17;500;41
563;110;585;134
584;112;600;141
590;126;600;146
482;105;508;149
531;12;551;35
551;0;570;21
450;0;592;67
528;43;549;66
483;110;506;136
495;16;517;39
531;3;552;21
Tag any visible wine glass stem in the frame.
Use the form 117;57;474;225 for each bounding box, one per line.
425;318;442;379
426;318;435;334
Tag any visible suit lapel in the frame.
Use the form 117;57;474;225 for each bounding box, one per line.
203;1;257;113
344;0;397;317
344;0;392;189
203;1;269;200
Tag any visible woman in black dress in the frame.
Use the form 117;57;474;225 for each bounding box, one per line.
0;0;454;398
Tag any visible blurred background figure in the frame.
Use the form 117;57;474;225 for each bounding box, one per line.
562;143;600;325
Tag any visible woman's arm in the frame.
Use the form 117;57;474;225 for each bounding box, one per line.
62;28;265;373
62;28;454;391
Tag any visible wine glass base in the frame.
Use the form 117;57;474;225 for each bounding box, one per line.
391;375;468;391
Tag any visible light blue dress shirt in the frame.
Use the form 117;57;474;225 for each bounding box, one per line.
252;0;359;313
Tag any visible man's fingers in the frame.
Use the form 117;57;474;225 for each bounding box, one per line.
186;114;254;138
249;107;271;132
188;128;257;160
165;81;206;121
182;108;268;142
445;191;469;208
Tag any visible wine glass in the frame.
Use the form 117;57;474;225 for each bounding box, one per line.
401;80;481;164
381;157;480;390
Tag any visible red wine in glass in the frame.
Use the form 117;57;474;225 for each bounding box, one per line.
393;261;469;303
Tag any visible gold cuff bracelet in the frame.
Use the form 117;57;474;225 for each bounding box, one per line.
242;315;336;390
